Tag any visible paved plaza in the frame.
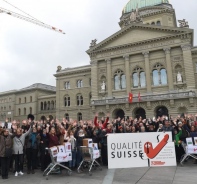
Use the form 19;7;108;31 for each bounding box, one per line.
1;160;197;184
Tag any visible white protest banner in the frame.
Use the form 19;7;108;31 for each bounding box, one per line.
187;145;197;154
107;132;176;169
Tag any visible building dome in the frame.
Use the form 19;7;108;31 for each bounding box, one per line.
123;0;169;14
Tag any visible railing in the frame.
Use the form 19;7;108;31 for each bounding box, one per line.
91;91;196;105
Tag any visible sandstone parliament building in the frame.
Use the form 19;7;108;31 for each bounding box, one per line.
1;0;197;122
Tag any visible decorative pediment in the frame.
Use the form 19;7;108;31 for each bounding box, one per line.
86;24;193;54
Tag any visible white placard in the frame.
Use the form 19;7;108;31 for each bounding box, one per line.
107;132;176;169
8;123;12;129
187;145;197;154
50;147;58;157
57;152;72;162
93;150;100;159
194;137;197;146
1;122;5;127
186;137;193;146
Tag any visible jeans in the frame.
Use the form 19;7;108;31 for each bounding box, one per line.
14;154;24;172
76;148;82;167
69;150;76;168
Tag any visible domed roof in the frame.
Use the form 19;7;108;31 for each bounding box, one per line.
123;0;169;14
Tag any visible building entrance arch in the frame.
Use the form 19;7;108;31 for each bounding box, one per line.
155;106;169;118
134;108;146;119
112;109;125;119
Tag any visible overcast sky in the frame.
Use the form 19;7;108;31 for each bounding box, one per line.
0;0;196;92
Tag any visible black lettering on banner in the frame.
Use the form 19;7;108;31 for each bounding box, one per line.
128;151;131;158
133;151;137;157
111;152;115;158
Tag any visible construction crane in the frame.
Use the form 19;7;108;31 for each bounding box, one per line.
0;6;65;34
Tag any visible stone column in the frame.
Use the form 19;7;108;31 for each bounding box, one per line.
106;59;112;98
163;48;173;90
142;51;151;93
181;44;195;89
123;55;131;94
90;60;98;100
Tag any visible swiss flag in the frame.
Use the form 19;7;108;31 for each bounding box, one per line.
138;92;141;102
128;93;133;103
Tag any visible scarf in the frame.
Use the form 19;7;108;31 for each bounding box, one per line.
30;132;37;147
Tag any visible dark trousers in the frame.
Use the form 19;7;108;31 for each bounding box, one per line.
0;157;10;178
40;148;50;171
14;154;24;172
76;148;82;167
175;145;181;162
101;144;108;166
26;148;38;170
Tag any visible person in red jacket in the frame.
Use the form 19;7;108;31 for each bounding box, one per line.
94;113;109;130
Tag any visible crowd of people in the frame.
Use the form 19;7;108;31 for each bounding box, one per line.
0;113;196;180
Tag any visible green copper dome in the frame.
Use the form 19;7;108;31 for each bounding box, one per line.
123;0;169;13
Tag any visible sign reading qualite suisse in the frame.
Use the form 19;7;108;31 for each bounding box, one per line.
107;132;176;169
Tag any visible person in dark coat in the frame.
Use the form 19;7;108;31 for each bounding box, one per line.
39;129;50;171
0;129;13;179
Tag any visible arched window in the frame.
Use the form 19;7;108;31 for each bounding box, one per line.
151;22;155;25
152;64;168;86
65;113;69;121
157;21;161;25
30;107;32;114
51;101;54;109
19;98;21;104
24;97;26;103
64;82;70;89
140;72;146;87
153;70;159;86
132;67;146;88
30;96;32;102
77;95;83;106
64;96;70;107
114;75;120;90
114;70;126;90
77;112;82;121
18;108;21;116
160;69;167;85
77;80;83;88
9;106;11;110
44;102;47;110
121;74;126;89
24;108;26;115
133;73;138;88
41;102;43;110
47;101;50;110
